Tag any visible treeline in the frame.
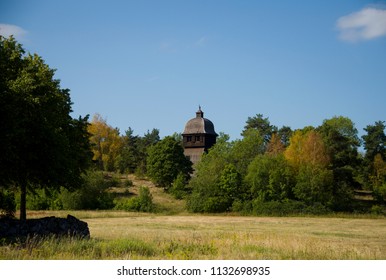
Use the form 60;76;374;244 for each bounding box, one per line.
86;112;386;215
87;113;161;175
186;115;386;214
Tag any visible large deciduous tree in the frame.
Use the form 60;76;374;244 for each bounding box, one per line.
0;36;92;221
284;129;333;206
146;136;192;189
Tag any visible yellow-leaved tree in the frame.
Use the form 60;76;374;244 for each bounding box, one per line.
284;129;333;206
88;114;124;171
284;129;330;170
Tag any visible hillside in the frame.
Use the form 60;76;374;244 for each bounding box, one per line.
112;173;187;215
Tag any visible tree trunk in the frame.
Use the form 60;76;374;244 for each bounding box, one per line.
20;183;27;221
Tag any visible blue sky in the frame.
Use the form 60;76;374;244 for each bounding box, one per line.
1;0;386;141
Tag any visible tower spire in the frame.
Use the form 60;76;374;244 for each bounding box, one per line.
196;105;204;118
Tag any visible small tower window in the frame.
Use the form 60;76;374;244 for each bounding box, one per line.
195;136;200;142
187;136;192;142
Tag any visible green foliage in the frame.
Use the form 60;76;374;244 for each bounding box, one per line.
294;165;334;206
219;164;244;200
25;189;60;210
116;127;161;175
59;171;115;210
147;136;192;189
362;121;386;189
0;188;16;217
169;172;190;199
372;182;386;202
186;138;233;213
115;186;154;212
135;129;160;175
362;121;386;163
250;200;329;216
187;192;231;213
370;205;385;215
0;36;92;220
232;199;330;216
242;113;277;143
117;127;139;173
318;116;360;210
245;154;294;201
230;129;265;176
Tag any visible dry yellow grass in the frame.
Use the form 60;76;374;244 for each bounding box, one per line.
5;173;386;260
83;214;386;259
2;211;386;259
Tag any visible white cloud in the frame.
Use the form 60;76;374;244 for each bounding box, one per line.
0;23;27;39
337;7;386;42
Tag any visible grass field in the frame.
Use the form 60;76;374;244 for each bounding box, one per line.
1;210;386;260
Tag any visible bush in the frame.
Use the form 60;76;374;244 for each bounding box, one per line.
59;171;114;210
370;205;385;215
0;189;16;218
168;173;190;199
248;199;330;216
187;192;231;213
115;186;154;212
26;189;57;210
124;179;133;187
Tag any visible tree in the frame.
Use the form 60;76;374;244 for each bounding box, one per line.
318;116;360;169
266;133;286;156
361;121;386;190
242;114;277;143
135;128;160;175
362;121;386;162
117;127;139;173
230;128;265;176
277;126;293;147
0;36;92;221
371;154;386;201
294;165;333;206
146;136;193;189
88;113;124;171
284;129;334;206
284;129;329;171
218;164;243;202
245;154;294;201
318;116;361;210
186;134;234;212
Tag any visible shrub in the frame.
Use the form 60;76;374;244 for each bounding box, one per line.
59;171;114;210
168;173;190;199
249;199;330;216
115;186;154;212
370;205;385;215
187;192;231;213
26;189;56;210
0;189;16;218
124;179;133;187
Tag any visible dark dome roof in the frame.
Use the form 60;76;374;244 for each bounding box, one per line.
183;107;217;135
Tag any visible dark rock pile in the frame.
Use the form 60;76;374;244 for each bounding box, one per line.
0;215;90;241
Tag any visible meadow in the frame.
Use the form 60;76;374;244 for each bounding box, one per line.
1;210;386;260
